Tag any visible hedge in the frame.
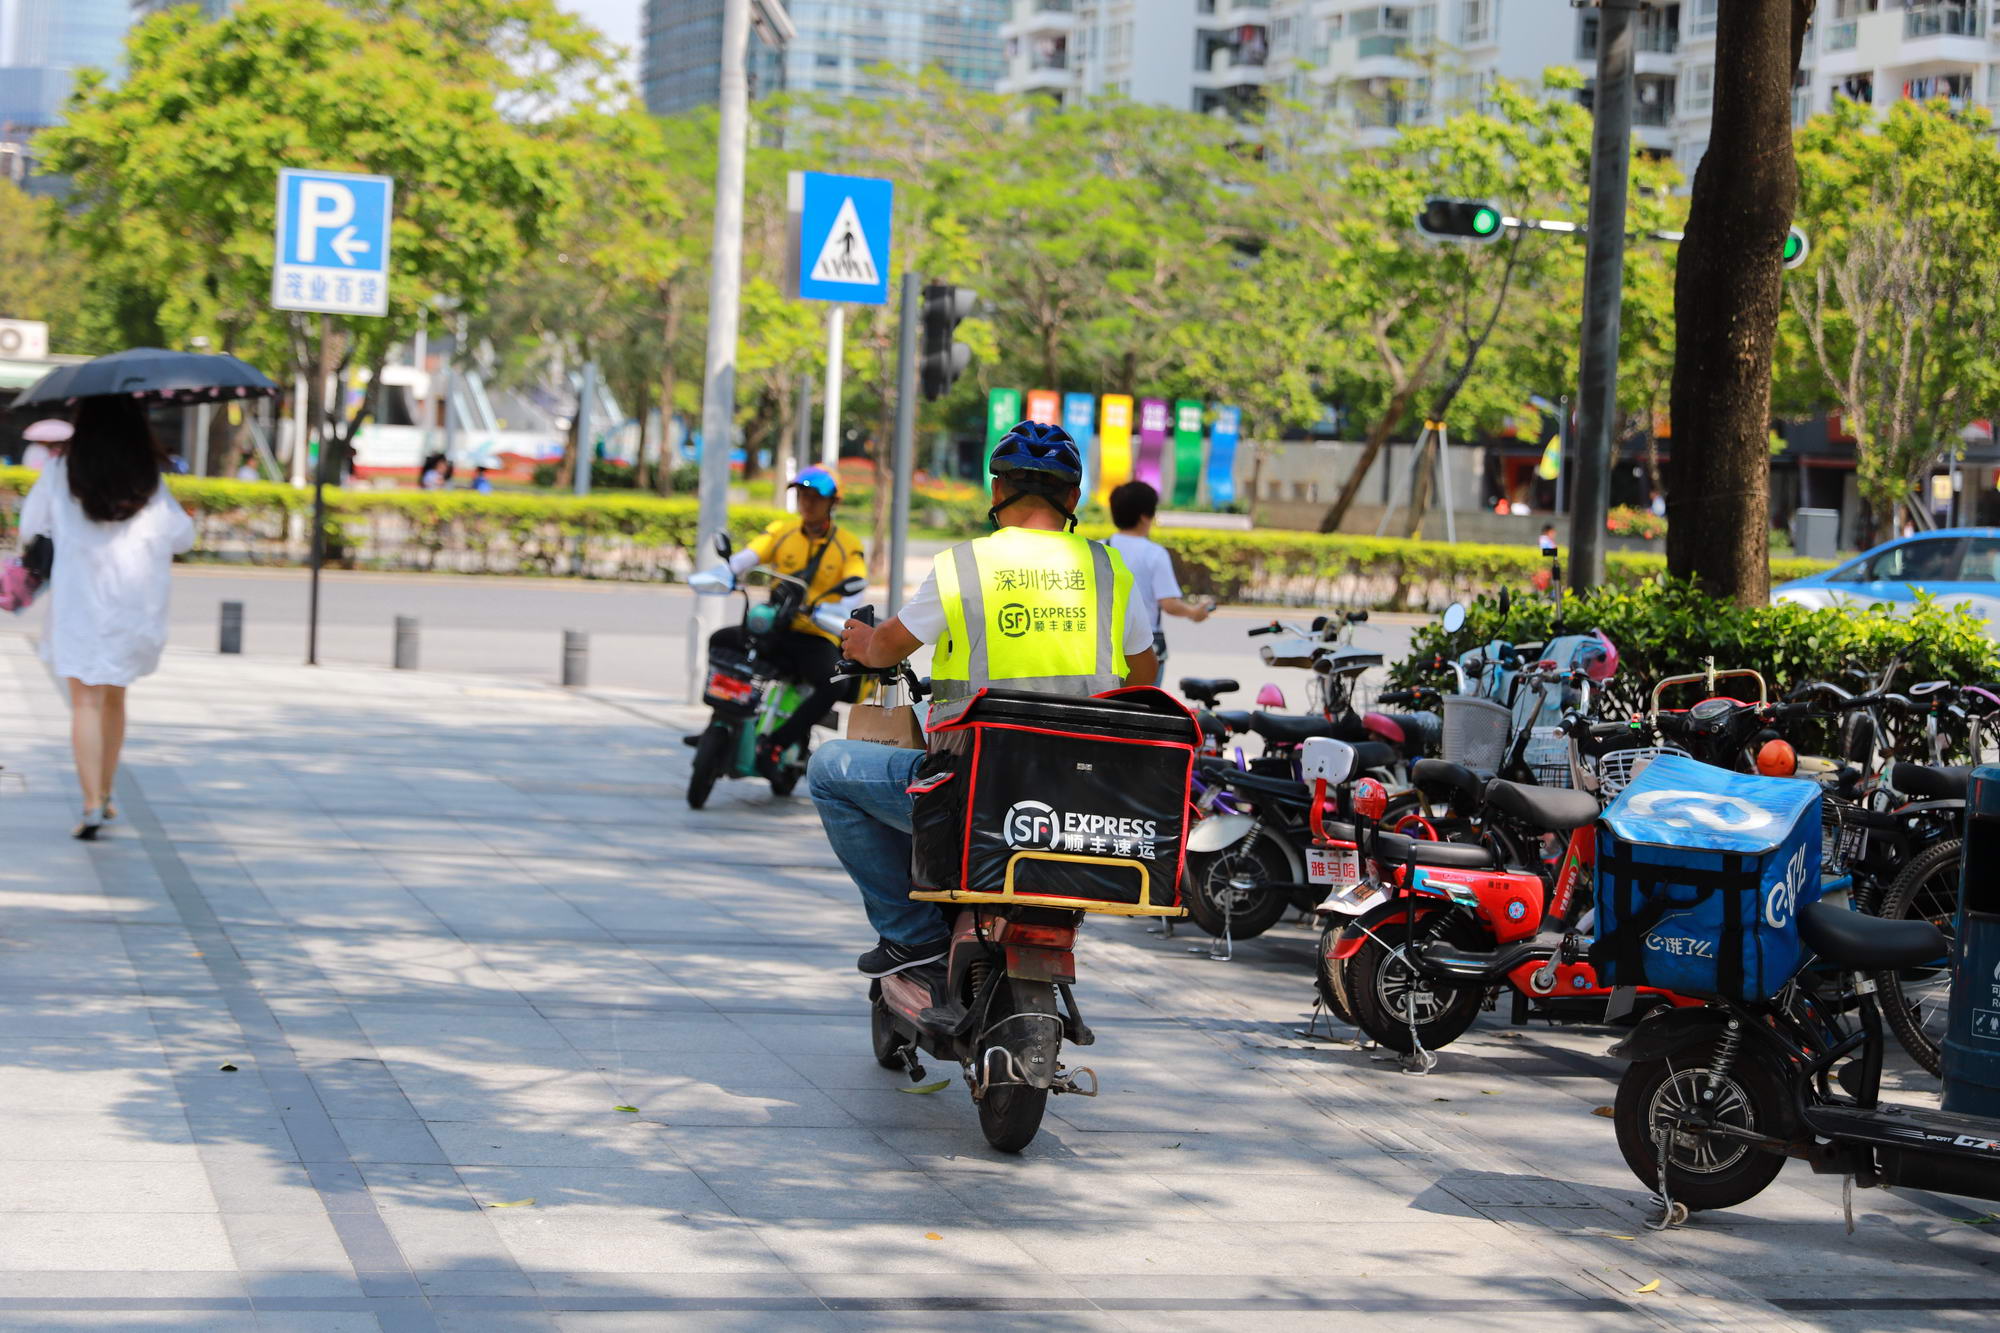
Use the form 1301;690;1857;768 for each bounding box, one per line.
1391;580;2000;728
0;464;1831;603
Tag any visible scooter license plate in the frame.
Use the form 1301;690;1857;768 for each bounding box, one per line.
1307;846;1361;886
706;670;755;705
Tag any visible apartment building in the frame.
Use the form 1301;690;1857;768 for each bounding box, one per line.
644;0;1007;116
998;1;1572;133
1807;0;1997;120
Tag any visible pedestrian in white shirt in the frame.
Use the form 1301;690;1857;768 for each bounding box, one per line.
1107;481;1212;670
16;397;196;839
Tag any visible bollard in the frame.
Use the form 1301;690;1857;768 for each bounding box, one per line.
393;616;419;671
1944;766;2000;1117
219;601;243;655
562;630;588;688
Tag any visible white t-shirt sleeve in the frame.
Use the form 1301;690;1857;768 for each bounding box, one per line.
1122;584;1154;655
1148;546;1182;605
897;569;948;643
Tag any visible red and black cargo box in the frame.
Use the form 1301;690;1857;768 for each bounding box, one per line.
907;686;1198;917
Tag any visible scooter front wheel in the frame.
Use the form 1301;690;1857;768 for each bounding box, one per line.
1343;919;1483;1054
1315;922;1356;1025
1613;1037;1792;1212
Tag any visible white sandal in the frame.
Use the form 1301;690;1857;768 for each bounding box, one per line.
72;805;105;841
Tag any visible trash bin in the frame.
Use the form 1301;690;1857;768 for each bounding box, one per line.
1942;765;2000;1117
1791;508;1839;562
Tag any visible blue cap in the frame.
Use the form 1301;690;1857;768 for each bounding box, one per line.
790;466;839;498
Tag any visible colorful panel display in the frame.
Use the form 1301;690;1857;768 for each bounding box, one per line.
1171;399;1204;508
1135;398;1169;490
1097;394;1134;509
1206;405;1241;508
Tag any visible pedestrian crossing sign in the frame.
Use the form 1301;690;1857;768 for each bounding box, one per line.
790;171;893;306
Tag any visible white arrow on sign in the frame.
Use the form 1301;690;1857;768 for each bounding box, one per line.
330;226;370;266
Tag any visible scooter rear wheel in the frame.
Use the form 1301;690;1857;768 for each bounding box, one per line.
686;725;728;810
1315;923;1356;1025
1184;834;1294;940
976;979;1054;1153
871;998;910;1070
1613;1038;1792;1212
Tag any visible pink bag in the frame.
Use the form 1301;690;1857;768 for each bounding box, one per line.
0;558;41;614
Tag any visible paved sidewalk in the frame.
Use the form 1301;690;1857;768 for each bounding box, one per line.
0;627;1993;1331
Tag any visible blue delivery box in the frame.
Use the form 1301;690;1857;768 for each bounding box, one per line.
1592;754;1822;1002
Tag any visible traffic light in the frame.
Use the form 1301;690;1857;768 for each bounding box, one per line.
1783;225;1810;270
921;284;978;401
1416;197;1505;243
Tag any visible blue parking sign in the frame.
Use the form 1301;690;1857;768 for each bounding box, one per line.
273;168;393;317
791;171;892;306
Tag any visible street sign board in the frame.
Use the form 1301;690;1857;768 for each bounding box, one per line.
792;171;893;306
273;168;393;317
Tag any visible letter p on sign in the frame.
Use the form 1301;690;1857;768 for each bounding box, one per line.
294;182;355;263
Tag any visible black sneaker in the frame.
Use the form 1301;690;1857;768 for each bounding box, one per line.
857;937;950;978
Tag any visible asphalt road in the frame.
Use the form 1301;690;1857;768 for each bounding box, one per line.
125;566;1424;704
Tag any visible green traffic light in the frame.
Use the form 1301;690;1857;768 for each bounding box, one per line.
1472;207;1500;236
1783;233;1801;261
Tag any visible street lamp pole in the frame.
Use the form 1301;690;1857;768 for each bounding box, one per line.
689;0;753;701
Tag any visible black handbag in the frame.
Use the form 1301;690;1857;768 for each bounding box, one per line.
21;535;52;582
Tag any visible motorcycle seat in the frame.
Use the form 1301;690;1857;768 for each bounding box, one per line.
1370;830;1498;869
1180;676;1240;706
1799;901;1946;970
1214;708;1254;733
1411;758;1488;801
1890;761;1971;802
1483;778;1600;831
1365;710;1443;753
1197;709;1230;740
1250;712;1346;745
1209;766;1313;807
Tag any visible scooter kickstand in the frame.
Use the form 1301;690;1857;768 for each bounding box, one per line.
1050;1065;1098;1097
898;1047;928;1086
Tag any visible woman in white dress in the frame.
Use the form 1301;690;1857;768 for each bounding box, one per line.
16;397;195;838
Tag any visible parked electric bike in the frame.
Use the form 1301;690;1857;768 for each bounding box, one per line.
684;533;863;808
1610;904;1963;1221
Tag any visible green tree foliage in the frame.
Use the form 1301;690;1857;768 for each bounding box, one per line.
39;0;582;462
0;181;87;348
1782;98;2000;542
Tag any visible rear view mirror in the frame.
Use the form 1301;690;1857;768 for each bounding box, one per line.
1442;602;1467;634
713;532;734;560
1300;737;1356;787
1497;588;1512;618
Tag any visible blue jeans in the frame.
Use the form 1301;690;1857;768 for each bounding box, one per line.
806;740;951;948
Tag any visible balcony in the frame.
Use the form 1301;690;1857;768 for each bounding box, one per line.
1000;1;1076;41
1899;3;1987;62
1823;19;1858;50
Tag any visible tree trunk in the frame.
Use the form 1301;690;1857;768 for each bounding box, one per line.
1663;1;1813;604
1401;428;1435;540
656;286;683;494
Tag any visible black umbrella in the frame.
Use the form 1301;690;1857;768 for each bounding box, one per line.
15;347;281;408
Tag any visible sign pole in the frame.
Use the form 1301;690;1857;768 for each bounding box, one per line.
820;305;844;470
888;272;919;615
307;312;331;667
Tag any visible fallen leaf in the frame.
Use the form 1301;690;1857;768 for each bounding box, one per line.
1432;1097;1450;1102
1591;1106;1615;1118
1957;1214;1998;1225
923;1232;943;1241
217;1063;238;1072
1164;1142;1182;1149
1480;1090;1499;1096
900;1079;951;1094
487;1199;535;1209
1615;1236;1636;1241
1634;1279;1660;1294
613;1106;639;1113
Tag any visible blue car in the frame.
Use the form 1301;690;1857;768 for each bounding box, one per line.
1773;527;2000;631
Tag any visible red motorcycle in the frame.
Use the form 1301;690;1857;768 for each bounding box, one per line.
1311;730;1698;1062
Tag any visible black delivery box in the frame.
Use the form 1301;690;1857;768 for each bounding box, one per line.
907;686;1198;916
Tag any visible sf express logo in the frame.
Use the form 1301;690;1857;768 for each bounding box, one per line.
998;603;1031;637
1003;801;1161;858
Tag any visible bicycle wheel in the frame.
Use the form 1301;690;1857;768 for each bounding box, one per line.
1872;836;1959;1076
1183;832;1294;940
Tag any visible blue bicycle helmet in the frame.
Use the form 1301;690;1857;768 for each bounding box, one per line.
789;465;839;499
988;421;1083;486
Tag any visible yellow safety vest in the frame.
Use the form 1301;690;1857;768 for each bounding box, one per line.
931;527;1132;701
